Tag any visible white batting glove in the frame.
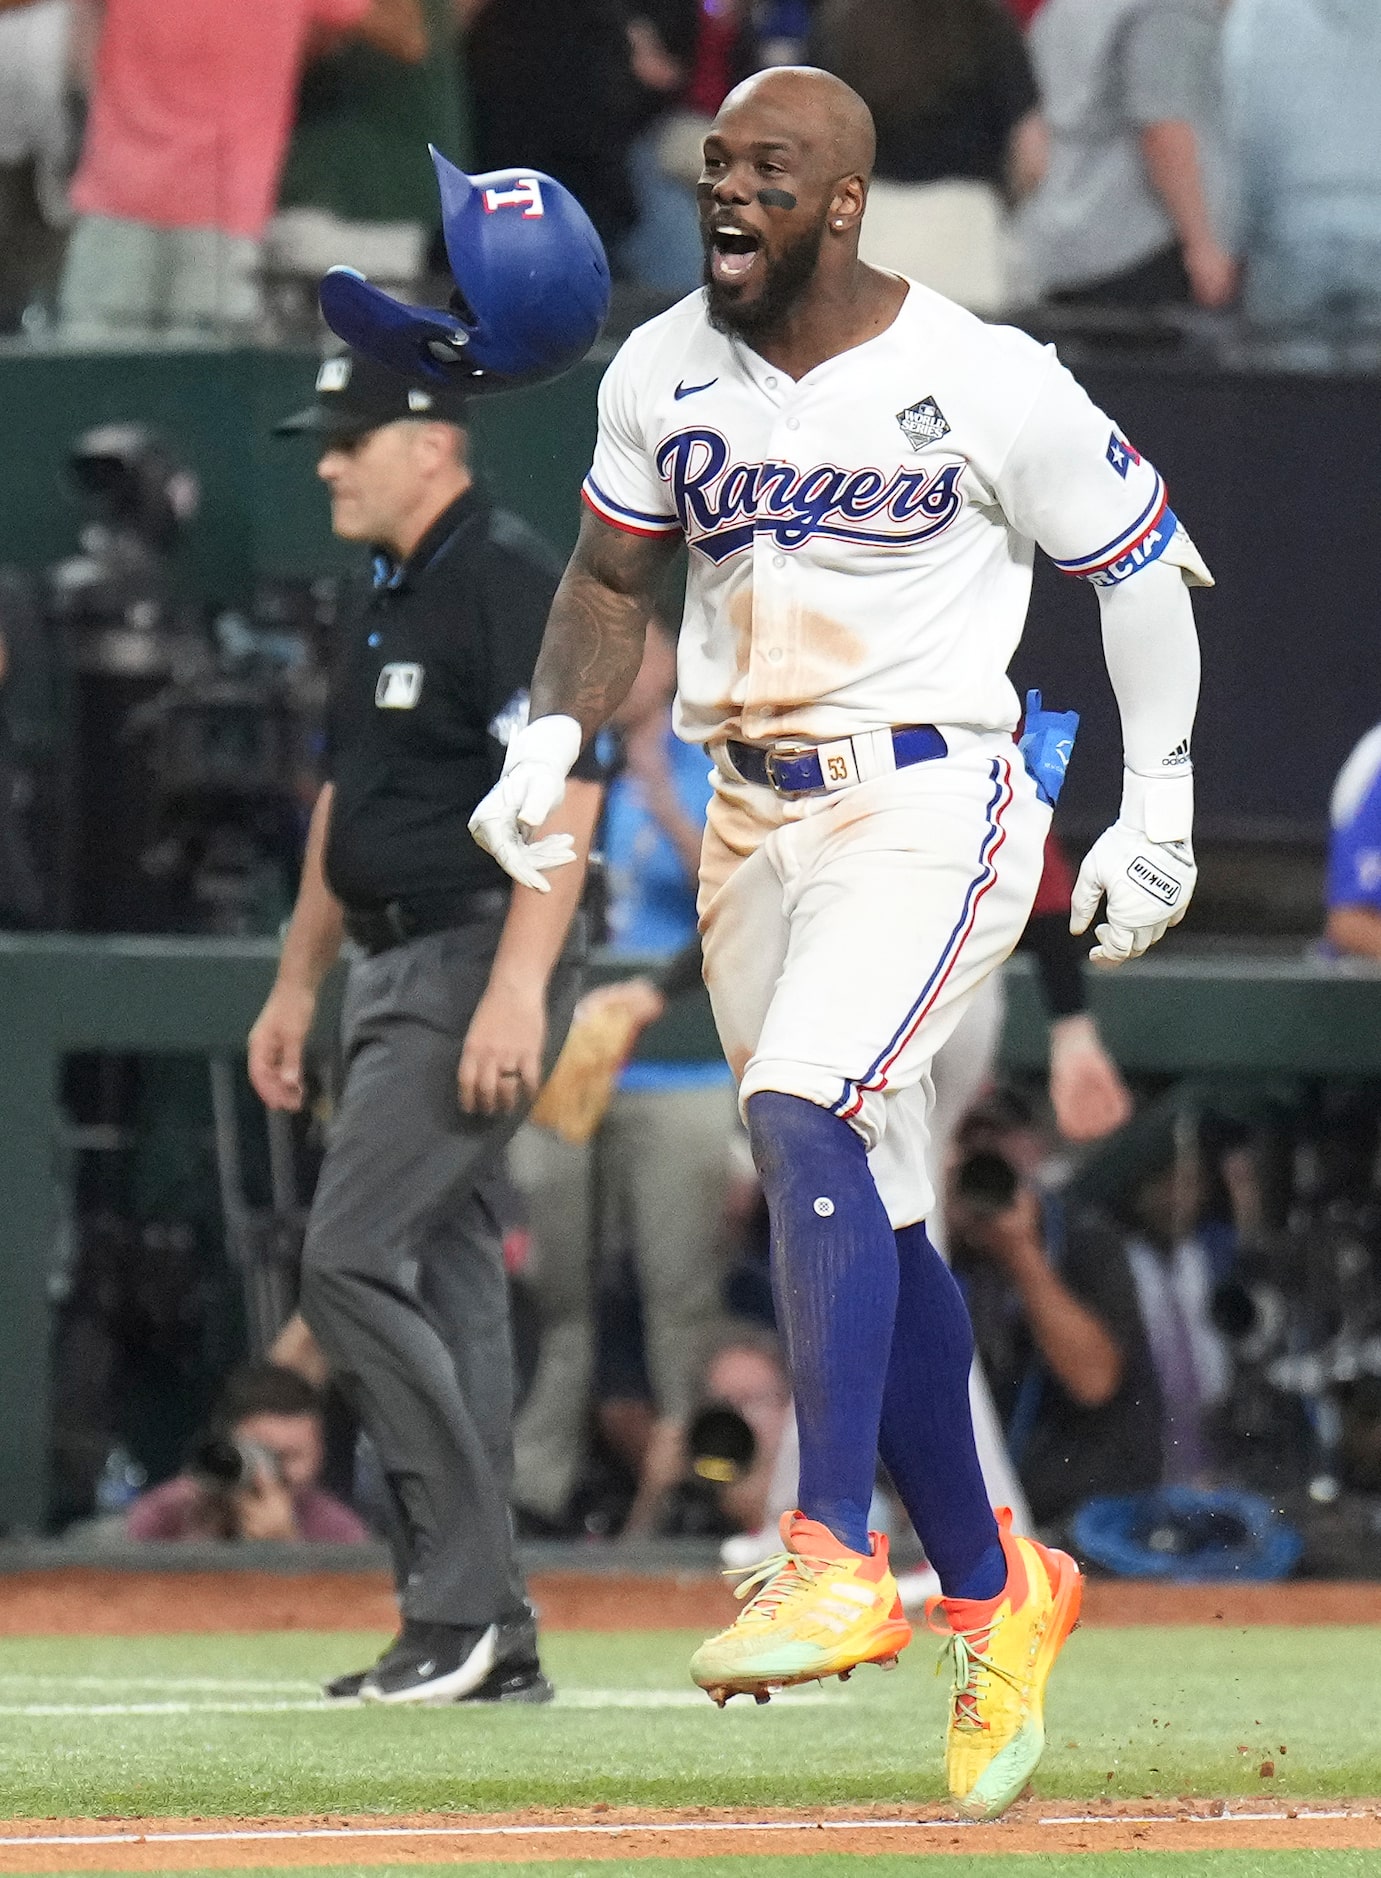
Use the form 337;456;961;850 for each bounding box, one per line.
469;714;583;893
1071;771;1197;966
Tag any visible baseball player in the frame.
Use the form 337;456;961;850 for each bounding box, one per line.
465;67;1208;1819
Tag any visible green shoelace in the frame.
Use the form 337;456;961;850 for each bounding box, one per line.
938;1617;1023;1731
726;1551;824;1625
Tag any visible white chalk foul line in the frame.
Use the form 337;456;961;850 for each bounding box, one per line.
0;1677;318;1694
0;1810;1375;1850
0;1688;831;1718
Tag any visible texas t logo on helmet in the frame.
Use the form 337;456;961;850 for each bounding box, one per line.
319;147;610;395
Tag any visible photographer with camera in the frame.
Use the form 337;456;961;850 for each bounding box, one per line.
957;1092;1252;1536
125;1363;368;1543
949;1093;1166;1528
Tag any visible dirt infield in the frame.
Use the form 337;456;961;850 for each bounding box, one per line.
3;1568;1381;1634
2;1803;1380;1869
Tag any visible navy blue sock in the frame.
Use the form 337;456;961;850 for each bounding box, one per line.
745;1091;898;1554
878;1222;1006;1601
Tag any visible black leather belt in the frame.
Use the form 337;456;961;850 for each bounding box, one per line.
344;888;508;956
725;725;948;798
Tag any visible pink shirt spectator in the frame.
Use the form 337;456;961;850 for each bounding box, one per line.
126;1475;370;1544
71;0;369;241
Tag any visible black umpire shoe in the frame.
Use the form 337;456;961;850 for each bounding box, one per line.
458;1658;554;1703
324;1610;551;1704
456;1609;553;1703
358;1619;499;1704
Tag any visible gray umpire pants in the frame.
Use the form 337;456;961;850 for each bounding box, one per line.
299;912;582;1628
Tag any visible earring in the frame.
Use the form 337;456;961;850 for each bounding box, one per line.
834;218;845;227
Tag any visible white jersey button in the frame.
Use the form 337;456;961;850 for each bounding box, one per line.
786;417;800;430
765;376;778;389
767;647;783;663
772;554;786;568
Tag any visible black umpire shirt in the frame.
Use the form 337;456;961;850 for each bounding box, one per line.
324;485;599;910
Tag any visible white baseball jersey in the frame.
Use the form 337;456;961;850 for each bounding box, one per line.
583;279;1200;749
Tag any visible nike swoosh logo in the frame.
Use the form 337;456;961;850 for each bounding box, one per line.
674;378;718;400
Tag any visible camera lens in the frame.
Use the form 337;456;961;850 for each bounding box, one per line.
688;1404;757;1484
954;1151;1019;1213
189;1434;249;1488
188;1434;281;1490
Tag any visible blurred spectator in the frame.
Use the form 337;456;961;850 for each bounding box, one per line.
510;625;737;1535
0;0;74;332
57;0;426;342
465;0;643;255
1324;721;1381;961
955;1098;1233;1526
811;0;1045;311
1223;0;1381;330
125;1362;369;1542
269;0;466;306
620;1;765;296
1018;0;1236;312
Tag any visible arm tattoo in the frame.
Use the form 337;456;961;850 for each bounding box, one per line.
529;510;681;739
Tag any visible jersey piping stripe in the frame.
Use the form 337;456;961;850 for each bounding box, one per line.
829;757;1014;1124
1050;474;1167;576
581;476;681;536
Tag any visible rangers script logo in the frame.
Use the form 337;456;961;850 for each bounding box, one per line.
654;427;964;563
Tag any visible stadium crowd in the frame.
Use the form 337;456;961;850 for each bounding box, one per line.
0;0;1378;336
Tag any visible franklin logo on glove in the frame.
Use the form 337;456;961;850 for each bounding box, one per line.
1126;855;1181;906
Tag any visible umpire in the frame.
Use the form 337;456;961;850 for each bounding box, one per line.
249;351;601;1704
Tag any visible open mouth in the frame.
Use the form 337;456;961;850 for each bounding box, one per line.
710;226;762;287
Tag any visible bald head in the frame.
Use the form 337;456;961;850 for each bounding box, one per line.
715;66;876;188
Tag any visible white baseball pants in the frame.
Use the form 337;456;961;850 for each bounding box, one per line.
698;730;1049;1228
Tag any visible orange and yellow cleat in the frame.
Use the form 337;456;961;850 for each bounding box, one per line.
690;1511;913;1706
929;1506;1083;1820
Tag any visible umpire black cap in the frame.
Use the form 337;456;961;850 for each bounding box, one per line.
274;349;470;439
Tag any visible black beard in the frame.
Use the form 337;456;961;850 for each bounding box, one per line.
703;217;826;338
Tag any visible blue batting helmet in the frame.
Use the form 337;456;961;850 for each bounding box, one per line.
318;148;610;395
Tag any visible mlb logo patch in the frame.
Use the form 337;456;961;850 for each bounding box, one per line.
376;663;424;709
1106;432;1142;479
896;395;951;452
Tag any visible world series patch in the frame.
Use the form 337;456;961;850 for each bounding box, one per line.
896;395;951;452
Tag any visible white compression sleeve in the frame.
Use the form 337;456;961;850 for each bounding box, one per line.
1096;557;1201;841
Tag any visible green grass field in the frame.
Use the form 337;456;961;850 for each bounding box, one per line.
3;1625;1377;1878
0;1624;1376;1818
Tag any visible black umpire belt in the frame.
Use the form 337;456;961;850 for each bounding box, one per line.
724;724;948;799
344;888;508;956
